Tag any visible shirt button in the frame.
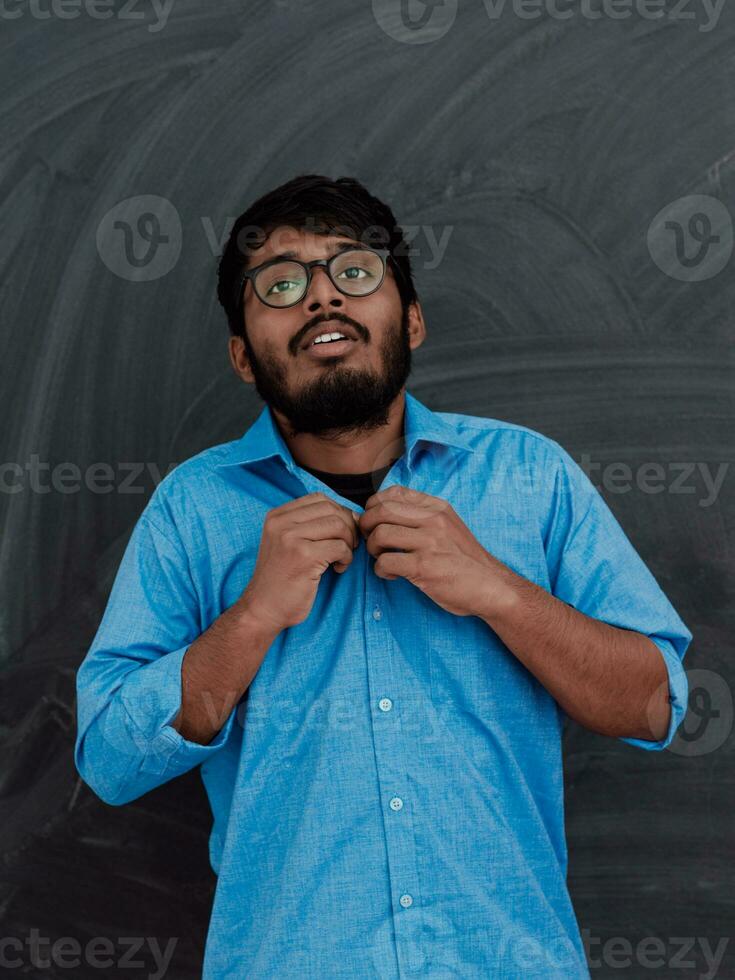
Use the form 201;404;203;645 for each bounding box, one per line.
399;894;413;908
372;607;382;621
378;697;393;712
389;797;403;811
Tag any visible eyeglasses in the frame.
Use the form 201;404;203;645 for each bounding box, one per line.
236;246;394;310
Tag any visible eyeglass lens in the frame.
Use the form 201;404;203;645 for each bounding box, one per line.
253;249;385;307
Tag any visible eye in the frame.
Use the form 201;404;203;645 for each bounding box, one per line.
337;266;371;281
266;279;299;295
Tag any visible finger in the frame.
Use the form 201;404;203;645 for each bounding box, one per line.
359;500;426;537
287;502;359;548
273;491;332;514
306;538;354;570
364;523;422;558
293;513;359;550
373;550;414;581
363;485;435;510
276;492;359;528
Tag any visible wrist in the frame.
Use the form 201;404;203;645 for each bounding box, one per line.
231;592;284;643
475;560;523;626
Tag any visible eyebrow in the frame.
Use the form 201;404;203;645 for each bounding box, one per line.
257;241;363;265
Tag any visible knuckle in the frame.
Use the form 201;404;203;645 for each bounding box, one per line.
294;541;311;561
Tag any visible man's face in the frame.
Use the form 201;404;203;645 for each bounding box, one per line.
228;227;426;438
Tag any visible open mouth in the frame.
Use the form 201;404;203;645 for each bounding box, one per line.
302;337;359;359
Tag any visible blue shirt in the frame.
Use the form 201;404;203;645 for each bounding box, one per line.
74;391;692;979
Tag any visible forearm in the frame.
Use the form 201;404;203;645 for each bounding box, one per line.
171;595;281;745
479;565;671;741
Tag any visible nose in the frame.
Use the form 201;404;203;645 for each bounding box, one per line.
301;264;345;314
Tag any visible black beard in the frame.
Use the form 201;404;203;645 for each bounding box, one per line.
241;305;412;438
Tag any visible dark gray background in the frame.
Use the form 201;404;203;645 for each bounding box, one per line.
1;0;733;977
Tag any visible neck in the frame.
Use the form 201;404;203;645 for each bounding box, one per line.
271;389;407;475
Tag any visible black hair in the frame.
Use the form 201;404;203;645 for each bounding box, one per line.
216;174;419;338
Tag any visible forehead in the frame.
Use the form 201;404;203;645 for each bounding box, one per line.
246;227;363;266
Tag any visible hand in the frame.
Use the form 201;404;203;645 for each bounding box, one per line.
241;492;360;631
358;485;508;618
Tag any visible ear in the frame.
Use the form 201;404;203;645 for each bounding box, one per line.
406;300;427;352
228;334;255;384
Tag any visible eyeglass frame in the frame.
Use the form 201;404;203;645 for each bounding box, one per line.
234;245;403;312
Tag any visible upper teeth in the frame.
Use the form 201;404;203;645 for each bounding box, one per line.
312;332;347;345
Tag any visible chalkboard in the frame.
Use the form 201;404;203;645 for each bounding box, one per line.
1;2;732;977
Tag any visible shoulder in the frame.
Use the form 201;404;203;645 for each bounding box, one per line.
435;409;592;523
437;408;574;468
136;437;242;537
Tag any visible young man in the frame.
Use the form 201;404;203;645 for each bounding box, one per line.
75;174;692;979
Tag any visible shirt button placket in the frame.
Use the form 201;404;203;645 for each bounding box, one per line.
364;598;425;975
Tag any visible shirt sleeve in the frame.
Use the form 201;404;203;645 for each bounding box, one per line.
74;508;238;806
540;441;693;752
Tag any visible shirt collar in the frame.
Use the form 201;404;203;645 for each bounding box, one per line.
215;391;476;475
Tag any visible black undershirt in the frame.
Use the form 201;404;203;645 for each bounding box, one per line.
300;460;398;509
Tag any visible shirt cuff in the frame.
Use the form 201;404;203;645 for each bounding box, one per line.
119;645;239;777
619;635;689;751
